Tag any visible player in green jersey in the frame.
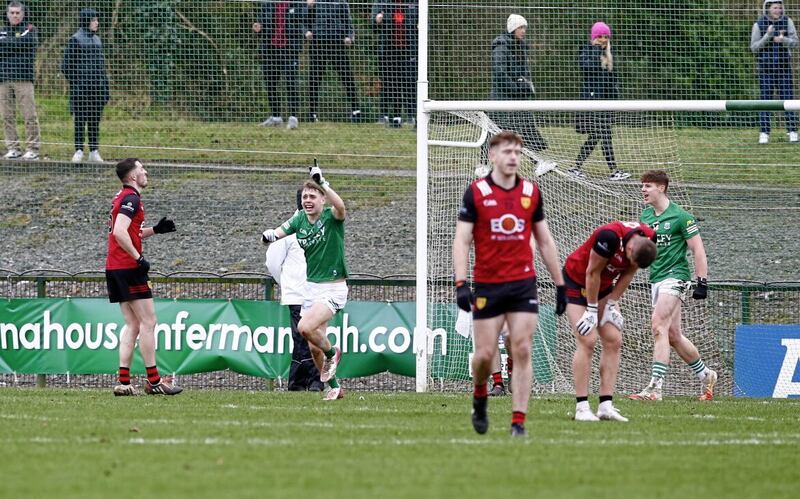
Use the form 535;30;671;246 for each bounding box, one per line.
262;165;347;401
630;170;717;401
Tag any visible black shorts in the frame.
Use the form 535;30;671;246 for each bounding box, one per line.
562;269;612;306
106;268;152;303
472;277;538;320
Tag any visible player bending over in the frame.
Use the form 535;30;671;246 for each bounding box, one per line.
630;170;717;401
262;165;348;401
563;221;656;421
453;130;567;437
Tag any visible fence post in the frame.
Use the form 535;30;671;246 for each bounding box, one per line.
741;289;751;324
264;277;274;301
36;277;47;388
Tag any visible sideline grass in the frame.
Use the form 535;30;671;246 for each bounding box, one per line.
0;389;797;498
32;97;800;186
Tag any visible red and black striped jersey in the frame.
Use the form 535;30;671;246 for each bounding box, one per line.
563;221;656;289
458;175;544;283
106;185;145;270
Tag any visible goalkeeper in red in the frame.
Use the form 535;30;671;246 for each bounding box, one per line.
630;170;717;401
453;131;567;438
261;163;347;401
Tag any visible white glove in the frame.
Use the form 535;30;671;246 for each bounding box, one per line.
261;229;277;244
576;304;598;336
600;300;624;331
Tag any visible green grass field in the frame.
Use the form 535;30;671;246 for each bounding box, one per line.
1;389;797;498
30;97;800;186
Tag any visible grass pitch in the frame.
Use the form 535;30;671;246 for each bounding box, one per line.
0;389;797;498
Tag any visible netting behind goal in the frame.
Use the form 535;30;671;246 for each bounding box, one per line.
424;108;800;396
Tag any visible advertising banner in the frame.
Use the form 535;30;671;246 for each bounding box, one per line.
734;324;800;398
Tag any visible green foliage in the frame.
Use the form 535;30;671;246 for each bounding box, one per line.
27;1;775;123
0;389;798;498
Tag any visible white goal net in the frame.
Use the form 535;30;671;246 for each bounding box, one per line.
423;108;731;397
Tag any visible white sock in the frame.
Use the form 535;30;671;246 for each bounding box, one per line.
599;400;613;412
698;368;709;381
576;400;590;412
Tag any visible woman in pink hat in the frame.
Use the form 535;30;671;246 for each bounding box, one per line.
570;21;631;181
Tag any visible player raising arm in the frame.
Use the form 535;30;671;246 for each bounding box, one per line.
562;221;657;422
630;170;717;401
453;130;566;438
261;163;348;401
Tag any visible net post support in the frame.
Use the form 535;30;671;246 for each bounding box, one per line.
414;0;430;393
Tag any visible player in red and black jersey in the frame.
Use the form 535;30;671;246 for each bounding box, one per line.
106;158;181;396
562;221;656;422
453;131;566;438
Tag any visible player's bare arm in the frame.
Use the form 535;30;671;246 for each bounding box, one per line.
324;184;346;221
584;249;608;305
607;265;637;302
687;234;708;279
112;215;141;260
532;219;564;286
452;220;474;282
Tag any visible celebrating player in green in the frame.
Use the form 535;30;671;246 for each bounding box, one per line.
630;170;717;401
261;163;347;401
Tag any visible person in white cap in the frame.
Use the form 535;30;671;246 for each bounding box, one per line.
486;14;556;176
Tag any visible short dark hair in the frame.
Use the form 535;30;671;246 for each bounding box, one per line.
640;170;669;192
115;158;140;181
633;238;658;269
489;130;523;149
301;180;325;196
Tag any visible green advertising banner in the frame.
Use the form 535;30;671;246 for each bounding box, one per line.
0;298;558;381
0;298;417;378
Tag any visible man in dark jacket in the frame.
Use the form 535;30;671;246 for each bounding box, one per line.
62;7;110;163
372;1;417;128
253;1;307;130
0;1;40;160
751;0;798;144
306;0;362;122
487;14;554;176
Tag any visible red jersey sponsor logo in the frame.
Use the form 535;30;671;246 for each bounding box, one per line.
471;178;540;283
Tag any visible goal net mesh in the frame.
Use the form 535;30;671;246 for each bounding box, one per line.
425;109;733;396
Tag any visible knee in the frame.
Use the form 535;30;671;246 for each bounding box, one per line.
472;349;494;367
576;337;597;355
603;334;622;353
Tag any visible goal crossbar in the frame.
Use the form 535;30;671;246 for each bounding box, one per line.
423;100;800;112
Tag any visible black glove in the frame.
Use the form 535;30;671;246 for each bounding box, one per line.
153;217;176;234
137;255;150;273
555;285;567;315
455;281;474;312
692;277;708;300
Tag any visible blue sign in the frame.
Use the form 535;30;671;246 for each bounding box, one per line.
734;324;800;398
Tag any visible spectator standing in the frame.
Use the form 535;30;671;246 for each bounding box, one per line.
570;21;631;181
372;1;418;128
306;0;362;123
488;14;555;176
62;8;110;163
253;0;307;130
0;1;40;160
265;189;323;391
751;0;798;144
